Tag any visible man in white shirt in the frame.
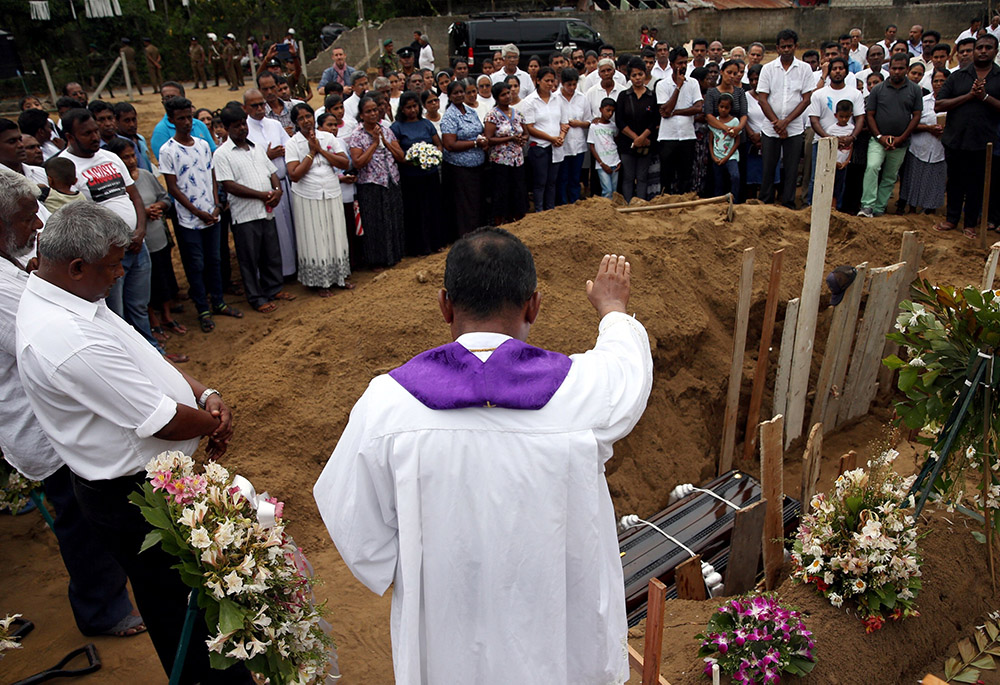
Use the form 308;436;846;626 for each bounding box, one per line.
214;107;286;313
0;118;47;186
16;200;251;684
57;108;161;353
314;229;652;685
343;71;369;125
417;31;435;71
857;43;889;94
656;47;703;194
244;88;297;278
757;28;815;208
685;38;709;76
876;24;898;55
583;45;627;92
989;16;1000;41
849;28;869;67
490;43;535;98
907;25;924;56
805;56;864;204
742;42;765;84
0;170;144;640
650;41;672;81
584;58;626;116
957;17;983;44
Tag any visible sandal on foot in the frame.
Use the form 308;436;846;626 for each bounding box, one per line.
964;226;979;239
254;302;278;313
317;288;334;298
340;281;355;290
198;313;215;333
163;320;187;335
151;326;170;343
101;613;147;638
934;221;955;232
273;291;297;301
212;303;243;319
165;352;190;364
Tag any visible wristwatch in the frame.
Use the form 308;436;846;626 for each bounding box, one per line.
198;388;221;409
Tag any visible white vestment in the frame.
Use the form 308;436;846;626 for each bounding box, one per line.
314;311;653;685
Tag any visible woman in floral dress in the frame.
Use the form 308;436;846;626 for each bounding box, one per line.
483;81;528;225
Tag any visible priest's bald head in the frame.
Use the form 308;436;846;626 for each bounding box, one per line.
439;227;541;342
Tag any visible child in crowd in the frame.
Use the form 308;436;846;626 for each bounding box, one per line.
710;93;740;201
587;97;620;199
827;99;855;210
42;157;84;212
212;115;228;144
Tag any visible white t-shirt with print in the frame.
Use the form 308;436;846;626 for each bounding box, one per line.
59;148;137;230
587;120;620;167
158;137;216;229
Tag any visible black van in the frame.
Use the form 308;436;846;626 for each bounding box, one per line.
449;13;603;71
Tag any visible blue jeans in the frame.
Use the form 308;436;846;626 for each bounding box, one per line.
556;153;585;205
175;223;224;315
596;166;619;198
106;242;162;353
713;159;740;202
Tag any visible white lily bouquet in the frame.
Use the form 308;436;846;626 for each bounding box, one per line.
405;141;442;170
130;452;338;684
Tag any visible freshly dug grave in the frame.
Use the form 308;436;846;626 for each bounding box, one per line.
0;196;992;683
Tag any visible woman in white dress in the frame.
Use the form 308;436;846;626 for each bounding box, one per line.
285;102;353;296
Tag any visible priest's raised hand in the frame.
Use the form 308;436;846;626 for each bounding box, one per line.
587;253;631;318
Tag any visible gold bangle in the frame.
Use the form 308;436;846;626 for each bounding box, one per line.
305;153;314;160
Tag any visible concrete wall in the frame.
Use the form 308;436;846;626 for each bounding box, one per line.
308;2;983;76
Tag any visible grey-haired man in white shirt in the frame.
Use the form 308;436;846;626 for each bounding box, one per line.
0;170;146;640
16;201;253;685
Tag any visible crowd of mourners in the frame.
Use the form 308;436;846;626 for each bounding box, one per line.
1;18;999;364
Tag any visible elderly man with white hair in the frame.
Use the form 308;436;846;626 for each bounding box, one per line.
16;200;253;685
0;170;147;640
489;43;535;97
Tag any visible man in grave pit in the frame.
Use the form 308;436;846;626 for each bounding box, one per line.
314;227;653;685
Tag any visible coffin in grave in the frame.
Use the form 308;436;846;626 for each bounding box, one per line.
619;469;801;627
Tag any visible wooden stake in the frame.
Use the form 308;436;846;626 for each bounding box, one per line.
720;248;756;475
93;56;122;100
616;193;731;214
983;241;1000;291
786;136;837;444
760;415;785;590
39;58;58;107
743;249;785;462
628;646;671;685
642;578;668;685
877;233;924;401
675;555;707;600
815;263;869;431
773;298;799;424
723;500;766;595
838;450;858;476
120;49;133;100
800;422;823;513
982;143;994;251
839;263;905;425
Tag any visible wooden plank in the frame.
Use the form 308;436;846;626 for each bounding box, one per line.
675;555;707;600
628;646;672;685
800;422;823;514
760;415;785;590
720;247;756;475
786;136;837;444
982;143;994;251
642;578;668;685
819;263;869;431
743;249;784;462
616;193;731;213
810;262;868;431
983;241;1000;291
773;298;799;423
838;263;906;425
723;501;767;595
877;232;924;400
838;450;858;476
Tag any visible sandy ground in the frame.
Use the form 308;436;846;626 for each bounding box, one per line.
2;81;999;684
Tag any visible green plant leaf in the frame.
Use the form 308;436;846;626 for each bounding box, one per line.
899;366;919;392
973;655;996;670
218;598;246;634
209;651;237;670
883;354;906;370
959;638;977;663
986;621;998;641
976;630;989;652
945;656;960;679
139;504;173;530
790;656;817;674
952;668;982;683
972;531;987;544
139;530;162;553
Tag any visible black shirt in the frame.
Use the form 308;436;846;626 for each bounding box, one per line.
615;87;660;156
865;77;922;138
938;62;1000;150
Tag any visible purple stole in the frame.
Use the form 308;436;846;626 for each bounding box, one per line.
389;339;572;410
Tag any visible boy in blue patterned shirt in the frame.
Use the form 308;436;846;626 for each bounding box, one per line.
160;96;243;332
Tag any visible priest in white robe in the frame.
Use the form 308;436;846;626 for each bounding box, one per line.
244;89;297;278
314;228;653;685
